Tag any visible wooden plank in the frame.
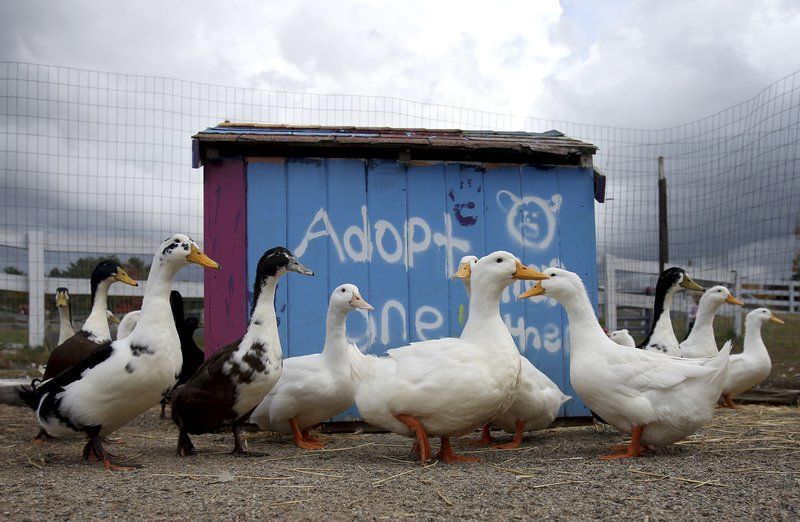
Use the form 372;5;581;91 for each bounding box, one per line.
554;166;596;416
246;159;289;354
203;158;247;357
325;159;370;422
407;162;449;341
443;163;485;337
286;159;329;357
519;165;565;405
365;159;409;353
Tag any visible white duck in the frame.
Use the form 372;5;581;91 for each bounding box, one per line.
609;329;636;347
639;267;704;356
680;285;742;358
351;251;546;464
720;308;783;408
452;256;570;450
116;310;139;340
250;284;372;448
18;234;220;470
519;268;731;459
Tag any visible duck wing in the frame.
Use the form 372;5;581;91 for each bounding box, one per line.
609;345;727;397
42;331;101;380
19;341;115;411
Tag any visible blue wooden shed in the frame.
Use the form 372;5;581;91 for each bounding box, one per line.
193;124;601;418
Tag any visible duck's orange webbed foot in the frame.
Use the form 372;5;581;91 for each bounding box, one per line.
600;426;647;460
300;427;326;446
437;436;479;464
395;414;431;464
290;418;324;450
722;394;738;409
466;424;494;447
493;420;524;450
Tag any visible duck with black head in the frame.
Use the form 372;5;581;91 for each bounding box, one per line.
170;247;314;456
18;234;220;470
43;261;138;380
639;267;704;356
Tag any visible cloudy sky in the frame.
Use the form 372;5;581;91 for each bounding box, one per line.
1;0;798;282
2;0;799;128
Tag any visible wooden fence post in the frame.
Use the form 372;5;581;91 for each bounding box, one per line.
27;230;45;347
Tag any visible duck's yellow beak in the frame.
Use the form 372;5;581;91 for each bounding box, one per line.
680;275;704;292
518;281;545;299
725;294;743;305
512;261;549;281
187;244;221;269
55;291;69;308
350;293;374;311
769;315;785;325
452;262;471;279
114;268;138;287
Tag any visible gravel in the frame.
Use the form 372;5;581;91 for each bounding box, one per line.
1;404;798;520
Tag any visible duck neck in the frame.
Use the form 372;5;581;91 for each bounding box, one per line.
322;306;350;364
558;287;609;356
743;316;767;356
460;280;507;342
128;260;182;343
642;286;678;348
685;297;722;345
82;279;112;340
57;305;73;333
245;277;279;341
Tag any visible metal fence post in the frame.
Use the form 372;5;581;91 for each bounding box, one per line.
27;230;45;347
605;253;617;331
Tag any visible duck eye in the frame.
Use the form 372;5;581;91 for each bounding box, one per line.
174;239;180;244
341;288;346;293
496;258;503;263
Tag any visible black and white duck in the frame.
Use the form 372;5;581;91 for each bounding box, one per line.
170;247;313;456
18;234;220;470
42;261;138;381
158;290;204;419
638;267;704;356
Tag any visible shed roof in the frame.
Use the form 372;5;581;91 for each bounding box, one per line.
192;123;596;167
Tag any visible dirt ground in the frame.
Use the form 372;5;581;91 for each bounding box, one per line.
0;404;798;521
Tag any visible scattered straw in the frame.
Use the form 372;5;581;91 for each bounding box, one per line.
372;461;438;486
435;488;453;506
528;480;587;489
274;467;343;478
264;499;308;508
27;457;43;470
149;472;291;481
628;468;730;488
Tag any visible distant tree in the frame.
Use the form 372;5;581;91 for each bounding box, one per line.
49;255;122;278
124;256;150;279
793;221;800;281
3;266;25;275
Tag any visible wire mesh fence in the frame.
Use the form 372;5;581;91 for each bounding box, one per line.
1;61;798;348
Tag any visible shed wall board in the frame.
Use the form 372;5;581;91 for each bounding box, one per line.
239;158;597;417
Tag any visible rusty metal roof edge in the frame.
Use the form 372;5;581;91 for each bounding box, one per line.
192;123;597;152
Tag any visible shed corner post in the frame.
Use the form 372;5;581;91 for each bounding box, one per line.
203;158;248;358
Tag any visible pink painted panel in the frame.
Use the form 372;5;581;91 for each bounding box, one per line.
203;158;247;357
